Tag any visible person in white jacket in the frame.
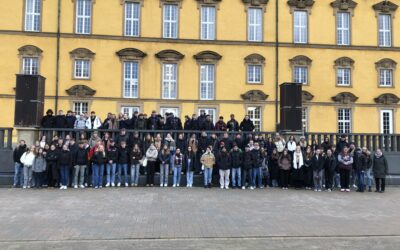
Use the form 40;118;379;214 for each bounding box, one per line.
292;146;304;189
85;111;102;129
20;146;36;189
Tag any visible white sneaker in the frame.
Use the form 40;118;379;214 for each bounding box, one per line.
220;186;224;189
111;183;115;187
80;185;85;189
314;189;318;192
117;183;121;187
125;183;128;187
164;184;168;187
250;187;254;190
177;184;180;187
173;184;176;187
23;186;27;189
160;184;164;187
27;186;31;189
65;186;68;190
59;186;64;190
242;186;245;190
105;183;110;187
318;189;322;192
341;189;345;192
225;187;229;190
74;185;78;189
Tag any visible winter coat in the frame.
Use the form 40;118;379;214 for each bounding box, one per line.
275;139;286;153
201;120;215;131
338;153;353;171
242;151;253;170
200;152;215;168
159;151;171;164
311;154;325;171
85;116;102;129
173;153;184;166
91;151;106;165
164;138;176;152
146;146;158;162
216;151;231;170
136;118;147;130
45;150;59;163
41;115;55;128
20;152;35;167
183;152;196;172
58;150;72;167
214;121;227;131
74;118;87;129
66;115;76;129
32;157;46;172
292;151;304;169
250;149;263;168
75;147;88;165
54;115;67;128
279;155;291;171
106;146;118;163
360;152;372;170
117;147;130;164
176;138;187;154
227;119;239;132
324;155;337;172
230;150;243;168
239;119;255;132
13;145;27;163
130;150;143;165
373;154;388;178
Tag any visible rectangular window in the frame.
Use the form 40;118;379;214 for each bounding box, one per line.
302;107;308;132
160;107;179;117
379;69;393;87
76;0;92;34
248;7;262;42
73;102;88;115
247;65;262;84
200;6;216;40
123;61;139;98
337;68;351;86
74;59;90;79
163;4;178;38
198;108;216;124
293;10;307;43
379;14;391;47
200;64;215;100
336;12;350;45
25;0;41;32
247;106;261;132
338;108;351;134
22;57;39;75
162;63;177;99
121;106;140;119
125;2;140;37
380;110;393;134
293;66;308;85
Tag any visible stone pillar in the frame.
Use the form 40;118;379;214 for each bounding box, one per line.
16;127;39;147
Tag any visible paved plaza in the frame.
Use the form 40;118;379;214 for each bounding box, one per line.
0;187;399;249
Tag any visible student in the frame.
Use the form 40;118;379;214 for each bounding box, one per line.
287;136;296;159
20;146;36;189
303;146;314;190
130;144;143;187
250;143;263;189
268;148;279;187
324;149;336;192
292;145;304;189
217;147;231;189
184;146;196;188
91;144;106;189
200;146;216;188
58;144;72;190
172;148;184;187
242;146;253;189
311;148;324;192
45;144;59;187
117;141;130;187
338;146;353;192
106;140;118;187
159;144;171;187
362;147;373;192
372;149;388;193
145;144;158;187
230;144;242;189
74;141;88;189
278;149;291;190
13;140;27;188
32;148;46;188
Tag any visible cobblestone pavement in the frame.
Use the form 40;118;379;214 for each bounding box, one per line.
0;187;399;249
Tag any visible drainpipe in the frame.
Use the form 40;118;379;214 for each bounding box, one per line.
274;0;279;132
55;0;61;112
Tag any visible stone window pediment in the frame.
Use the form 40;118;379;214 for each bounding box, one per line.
18;45;43;57
244;54;265;64
196;0;221;4
372;1;398;13
155;49;184;62
334;57;354;67
302;90;314;101
242;0;269;7
116;48;147;61
287;0;314;13
332;92;358;104
69;48;95;59
289;55;312;66
330;0;357;11
194;51;222;63
374;93;400;105
66;85;96;98
375;58;397;69
241;90;268;101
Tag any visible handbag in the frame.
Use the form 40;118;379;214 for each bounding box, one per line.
140;157;148;167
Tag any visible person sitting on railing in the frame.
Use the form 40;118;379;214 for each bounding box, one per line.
227;114;239;132
136;114;147;130
190;114;200;131
214;116;227;131
239;115;255;132
74;115;87;130
147;111;161;130
41;109;55;128
165;113;183;131
85;111;102;130
66;110;76;129
54;110;67;129
201;115;215;131
100;113;112;130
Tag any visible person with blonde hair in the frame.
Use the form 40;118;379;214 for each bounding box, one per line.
20;145;36;189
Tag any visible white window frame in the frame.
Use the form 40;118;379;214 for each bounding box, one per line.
121;106;140;119
380;109;394;134
74;59;90;79
247;64;262;84
163;4;178;39
75;0;92;34
336;12;350;45
338;108;351;134
200;6;216;40
379;69;393;87
200;64;215;100
160;107;179;117
73;102;89;115
123;61;139;98
293;10;308;44
302;107;308;132
293;66;308;85
124;2;140;37
22;57;39;75
24;0;41;32
198;108;217;124
337;67;351;86
247;106;261;132
247;7;262;42
162;63;178;99
378;14;392;47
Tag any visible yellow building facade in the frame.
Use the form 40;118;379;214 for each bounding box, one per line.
0;0;400;133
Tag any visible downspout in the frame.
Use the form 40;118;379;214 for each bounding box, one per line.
274;0;279;131
55;0;61;112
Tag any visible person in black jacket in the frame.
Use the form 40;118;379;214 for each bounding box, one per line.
190;114;200;131
106;140;118;187
183;116;192;130
45;144;59;187
324;149;336;192
91;144;106;189
13;140;27;187
201;115;215;131
184;146;196;187
117;141;130;187
41;109;55;128
217;147;231;189
227;114;239;132
311;148;325;192
73;141;88;188
251;143;264;189
54;110;67;129
239;115;255;132
65;110;76;129
230;144;242;189
242;146;253;189
130;144;143;187
58;145;72;189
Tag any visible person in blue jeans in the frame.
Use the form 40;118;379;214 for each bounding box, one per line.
58;145;72;190
172;148;184;187
200;147;216;188
117;141;130;187
130;144;143;187
250;143;264;189
230;144;242;189
361;147;373;192
13;140;27;187
106;140;118;187
91;144;106;189
159;145;171;187
184;146;196;188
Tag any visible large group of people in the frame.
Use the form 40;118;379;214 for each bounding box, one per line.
13;109;389;193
